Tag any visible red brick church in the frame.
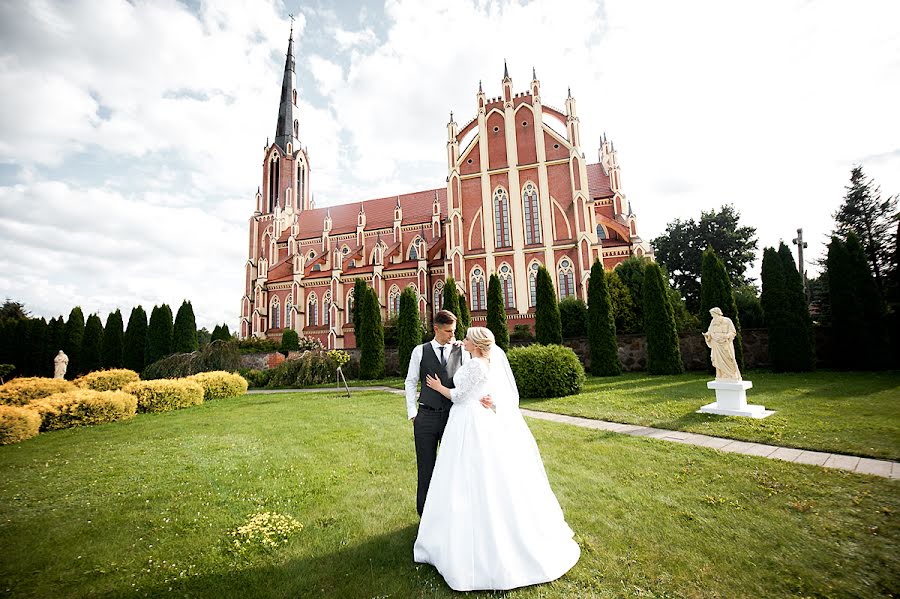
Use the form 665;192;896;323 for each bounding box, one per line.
240;32;653;348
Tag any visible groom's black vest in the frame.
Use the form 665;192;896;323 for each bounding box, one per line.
418;343;462;411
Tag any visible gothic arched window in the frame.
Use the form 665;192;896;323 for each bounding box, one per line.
389;286;401;317
307;293;318;327
596;224;607;240
498;263;515;309
323;291;332;328
268;155;280;212
557;258;575;299
270;297;281;329
285;295;293;329
293;119;299;138
433;281;444;315
409;237;421;261
470;267;486;311
522;182;541;244
346;289;355;324
297;163;305;205
493;188;511;248
529;262;540;307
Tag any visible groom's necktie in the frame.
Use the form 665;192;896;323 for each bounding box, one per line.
438;345;445;367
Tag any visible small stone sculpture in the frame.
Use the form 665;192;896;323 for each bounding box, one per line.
53;350;69;379
703;307;741;382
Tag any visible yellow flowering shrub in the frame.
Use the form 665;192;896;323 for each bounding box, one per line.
186;371;249;401
74;369;141;391
28;390;138;431
0;405;41;444
229;512;303;553
123;380;204;413
0;377;76;406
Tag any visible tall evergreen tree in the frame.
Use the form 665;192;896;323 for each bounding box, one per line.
761;247;790;369
63;306;85;378
280;329;299;352
145;304;174;365
587;260;621;375
534;265;562;345
457;295;470;341
220;324;231;339
777;243;815;371
607;269;640;334
47;316;66;358
123;305;148;373
358;287;384;379
397;287;422;374
173;300;199;353
23;318;43;376
614;255;650;330
80;314;104;375
486;274;510;352
699;247;744;370
443;277;461;328
353;278;367;334
33;317;53;377
826;237;863;368
101;309;124;368
643;262;683;374
846;232;889;368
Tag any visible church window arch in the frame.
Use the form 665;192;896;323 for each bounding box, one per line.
408;237;422;261
292;89;297;104
596;224;607;240
312;264;321;271
522;182;542;245
307;293;318;327
346;289;355;322
433;280;444;315
323;291;332;328
388;285;401;317
557;258;575;299
268;154;280;212
528;261;541;307
470;266;486;311
270;297;281;329
285;295;293;329
493;187;511;248
498;263;515;309
293;119;299;137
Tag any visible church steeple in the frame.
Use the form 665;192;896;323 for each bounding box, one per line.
274;27;300;154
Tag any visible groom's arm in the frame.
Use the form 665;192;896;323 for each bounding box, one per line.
404;344;423;421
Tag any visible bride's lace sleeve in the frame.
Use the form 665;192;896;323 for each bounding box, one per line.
450;360;489;404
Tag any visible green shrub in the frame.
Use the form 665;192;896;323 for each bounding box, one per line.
74;369;140;391
123;380;204;413
236;337;280;354
0;377;76;406
266;351;337;388
559;296;588;339
141;340;241;379
28;390;137;431
0;364;15;384
280;329;300;353
0;405;41;444
507;345;585;399
186;371;249;401
510;324;534;342
238;368;272;389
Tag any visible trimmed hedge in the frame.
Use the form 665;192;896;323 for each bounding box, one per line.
28;390;137;431
507;344;585;399
0;377;76;406
186;371;249;401
0;405;41;444
74;369;141;391
123;380;204;413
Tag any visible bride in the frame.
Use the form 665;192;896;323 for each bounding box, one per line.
413;327;580;591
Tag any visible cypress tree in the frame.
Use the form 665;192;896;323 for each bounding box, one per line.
123;305;148;373
33;317;53;377
24;318;45;376
47;316;66;360
397;287;422;374
220;324;231;340
173;300;199;353
81;314;104;375
64;307;85;378
761;247;791;370
846;232;889;368
145;304;174;366
211;324;231;342
486;274;510;352
826;237;863;368
13;318;31;376
443;277;461;328
535;265;562;345
643;262;683;374
457;295;470;341
614;256;649;330
607;269;639;334
587;260;621;375
559;297;588;339
699;247;744;371
102;309;124;368
777;243;815;371
358;287;384;379
353;278;366;334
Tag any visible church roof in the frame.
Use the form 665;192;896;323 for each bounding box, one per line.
586;163;614;199
267;257;294;283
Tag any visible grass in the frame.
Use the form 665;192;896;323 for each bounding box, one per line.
520;370;900;461
1;390;897;598
296;376;406;390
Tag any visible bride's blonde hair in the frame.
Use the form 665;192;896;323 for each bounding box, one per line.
466;327;495;358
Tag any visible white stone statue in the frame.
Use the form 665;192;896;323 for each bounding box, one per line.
53;350;69;379
703;307;741;382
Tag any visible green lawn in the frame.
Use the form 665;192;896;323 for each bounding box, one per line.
520;370;900;461
1;390;897;598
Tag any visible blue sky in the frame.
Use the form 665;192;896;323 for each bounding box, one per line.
1;0;899;331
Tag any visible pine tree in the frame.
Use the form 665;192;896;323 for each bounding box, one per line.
534;266;562;345
32;317;52;377
145;304;174;366
220;324;231;339
64;307;85;378
211;324;232;342
457;295;470;341
643;262;683;374
699;247;744;370
81;314;104;375
826;237;863;368
47;316;66;361
173;300;199;353
587;260;621;375
102;309;124;368
358;287;384;379
397;287;422;374
353;278;367;334
15;319;33;375
846;232;889;368
486;274;510;352
777;243;815;371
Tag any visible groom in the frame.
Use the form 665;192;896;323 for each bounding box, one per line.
405;309;467;516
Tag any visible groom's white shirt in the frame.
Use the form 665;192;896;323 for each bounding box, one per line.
404;339;470;420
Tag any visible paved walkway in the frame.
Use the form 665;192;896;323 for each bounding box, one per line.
248;387;899;480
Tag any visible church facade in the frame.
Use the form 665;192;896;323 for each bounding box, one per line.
240;34;653;348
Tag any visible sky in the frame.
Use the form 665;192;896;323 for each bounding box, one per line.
1;0;898;331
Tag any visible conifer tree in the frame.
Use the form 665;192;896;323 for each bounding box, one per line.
358;287;384;379
64;307;85;378
220;324;231;339
535;265;562;345
777;243;815;371
643;262;683;374
102;309;124;368
826;237;863;368
124;306;148;373
443;276;461;322
23;318;48;376
846;232;889;367
353;278;367;334
457;295;470;341
397;287;422;374
761;247;790;369
47;316;66;359
80;314;104;375
15;319;32;375
173;300;199;353
280;329;299;352
559;297;588;339
700;247;744;370
587;260;621;375
486;274;510;352
145;304;174;366
607;269;639;334
33;317;53;377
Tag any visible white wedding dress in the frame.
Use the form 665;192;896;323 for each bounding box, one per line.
413;349;580;591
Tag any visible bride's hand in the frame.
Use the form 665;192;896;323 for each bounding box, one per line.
425;374;445;392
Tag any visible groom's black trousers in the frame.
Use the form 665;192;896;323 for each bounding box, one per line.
413;406;450;516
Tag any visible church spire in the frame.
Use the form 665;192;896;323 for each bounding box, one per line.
273;26;300;154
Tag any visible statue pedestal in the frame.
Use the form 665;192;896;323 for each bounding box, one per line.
698;380;774;419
